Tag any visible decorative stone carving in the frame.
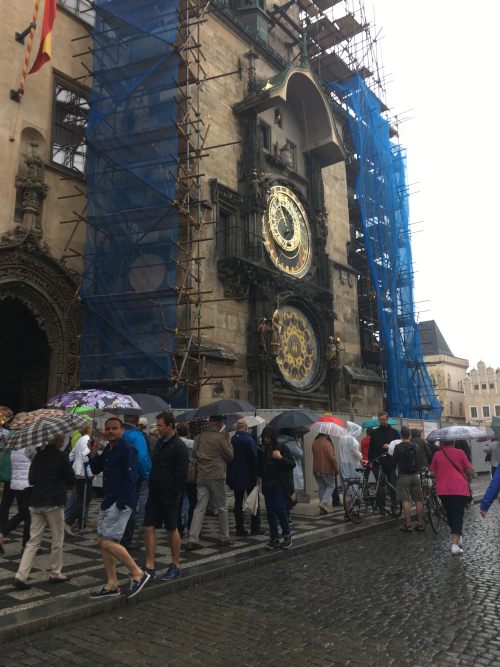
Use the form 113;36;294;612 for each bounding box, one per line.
14;142;49;229
0;229;82;395
243;48;260;97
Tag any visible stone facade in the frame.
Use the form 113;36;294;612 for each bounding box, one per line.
423;354;469;423
0;0;383;413
0;2;90;409
464;361;500;425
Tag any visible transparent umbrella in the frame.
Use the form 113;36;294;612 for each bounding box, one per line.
426;425;486;442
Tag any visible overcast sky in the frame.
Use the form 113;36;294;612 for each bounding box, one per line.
363;1;499;372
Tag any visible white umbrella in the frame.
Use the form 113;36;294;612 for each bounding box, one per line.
426;425;486;442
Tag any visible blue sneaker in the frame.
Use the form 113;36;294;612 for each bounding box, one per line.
126;571;150;599
161;563;181;581
89;585;121;599
127;565;156;580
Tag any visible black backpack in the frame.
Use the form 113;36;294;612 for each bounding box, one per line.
402;443;418;474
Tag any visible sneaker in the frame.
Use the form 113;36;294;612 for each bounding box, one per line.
89;585;121;599
265;538;280;550
451;544;464;555
126;571;150;599
127;565;156;580
161;563;181;581
319;502;329;514
281;534;293;549
64;523;74;537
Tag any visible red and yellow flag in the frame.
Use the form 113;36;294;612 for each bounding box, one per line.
29;0;57;74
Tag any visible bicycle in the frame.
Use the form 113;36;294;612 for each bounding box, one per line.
343;457;402;524
419;467;447;533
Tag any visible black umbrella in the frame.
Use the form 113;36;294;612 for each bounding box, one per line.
195;399;256;418
268;409;319;431
130;394;169;415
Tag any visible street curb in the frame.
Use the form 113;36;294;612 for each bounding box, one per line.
0;492;485;645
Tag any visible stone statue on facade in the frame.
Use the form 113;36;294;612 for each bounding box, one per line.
270;310;280;357
326;336;341;367
257;317;269;353
279;141;293;169
14;142;48;230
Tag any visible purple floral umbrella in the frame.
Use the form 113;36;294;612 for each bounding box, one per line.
45;390;142;415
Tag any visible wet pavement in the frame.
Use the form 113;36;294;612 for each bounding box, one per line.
2;488;500;666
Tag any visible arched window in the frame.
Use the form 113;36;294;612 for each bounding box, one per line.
459;403;463;416
450;401;453;415
430;375;436;387
447;374;451;388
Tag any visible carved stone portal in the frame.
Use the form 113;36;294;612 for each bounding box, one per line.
0;229;82;400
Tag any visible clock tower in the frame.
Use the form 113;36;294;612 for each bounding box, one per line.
214;64;350;410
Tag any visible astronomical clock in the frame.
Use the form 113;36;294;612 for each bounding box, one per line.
261;185;312;279
215;64;344;410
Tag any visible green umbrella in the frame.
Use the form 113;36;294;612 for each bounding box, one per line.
361;417;399;428
491;416;500;441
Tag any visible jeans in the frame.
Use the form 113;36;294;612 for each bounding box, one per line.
262;484;291;541
0;481;16;530
188;479;230;543
65;491;89;525
331;475;341;505
440;495;466;535
120;480;142;548
373;466;397;509
1;488;31;547
314;474;336;505
65;478;93;530
233;487;261;530
138;480;149;526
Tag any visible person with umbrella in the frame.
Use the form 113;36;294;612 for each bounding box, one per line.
13;434;76;590
257;426;295;550
87;418;150;599
430;438;474;554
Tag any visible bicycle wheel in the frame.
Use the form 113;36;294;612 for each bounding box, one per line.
386;485;402;517
427;491;441;533
343;480;367;523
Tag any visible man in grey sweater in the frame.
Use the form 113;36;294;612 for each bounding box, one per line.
187;416;234;550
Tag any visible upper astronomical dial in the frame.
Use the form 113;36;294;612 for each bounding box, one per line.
262;185;312;279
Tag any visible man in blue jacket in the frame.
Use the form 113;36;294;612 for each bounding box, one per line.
227;419;261;537
120;414;151;550
480;466;500;518
88;418;150;599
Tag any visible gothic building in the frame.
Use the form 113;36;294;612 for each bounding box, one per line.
0;0;384;414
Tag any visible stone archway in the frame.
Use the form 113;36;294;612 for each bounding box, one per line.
0;229;82;409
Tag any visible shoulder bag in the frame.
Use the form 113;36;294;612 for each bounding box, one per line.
441;448;473;505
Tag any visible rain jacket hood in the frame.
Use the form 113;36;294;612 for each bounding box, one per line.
261;426;278;448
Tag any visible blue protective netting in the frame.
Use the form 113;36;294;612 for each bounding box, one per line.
325;74;442;420
81;0;185;405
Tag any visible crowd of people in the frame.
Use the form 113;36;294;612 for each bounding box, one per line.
0;408;499;599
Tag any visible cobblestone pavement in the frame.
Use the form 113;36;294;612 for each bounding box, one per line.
3;499;500;667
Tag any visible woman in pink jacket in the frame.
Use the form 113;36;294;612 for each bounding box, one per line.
430;440;473;555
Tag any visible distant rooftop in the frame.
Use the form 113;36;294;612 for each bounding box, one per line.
418;320;454;357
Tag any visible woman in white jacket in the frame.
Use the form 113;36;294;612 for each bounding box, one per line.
64;424;94;534
0;446;37;554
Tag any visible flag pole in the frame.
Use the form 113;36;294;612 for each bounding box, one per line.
11;0;41;102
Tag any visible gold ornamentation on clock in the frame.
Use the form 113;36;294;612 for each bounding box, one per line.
262;185;312;279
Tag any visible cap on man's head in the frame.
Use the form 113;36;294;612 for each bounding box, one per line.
138;417;148;428
236;418;248;430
